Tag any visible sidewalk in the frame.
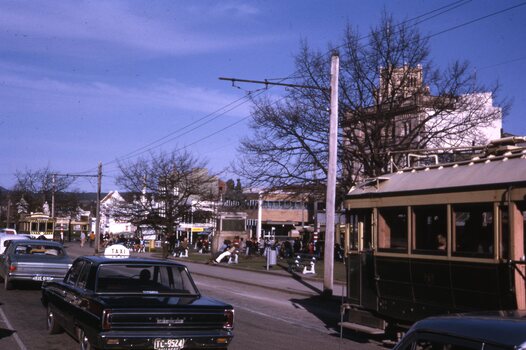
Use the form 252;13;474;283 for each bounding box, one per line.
63;242;346;298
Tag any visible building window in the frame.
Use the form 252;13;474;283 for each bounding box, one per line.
453;203;494;257
222;219;245;232
412;205;447;254
378;207;408;251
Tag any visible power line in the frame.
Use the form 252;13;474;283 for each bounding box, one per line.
75;0;481;177
477;56;526;71
428;2;526;39
95;0;474;174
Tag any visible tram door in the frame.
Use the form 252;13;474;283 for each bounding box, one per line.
347;210;377;309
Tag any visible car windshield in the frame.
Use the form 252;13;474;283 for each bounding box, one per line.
14;243;64;256
95;263;199;295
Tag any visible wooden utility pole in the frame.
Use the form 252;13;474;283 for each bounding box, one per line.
95;162;102;254
51;174;56;218
323;52;339;297
51;169;101;246
6;197;11;228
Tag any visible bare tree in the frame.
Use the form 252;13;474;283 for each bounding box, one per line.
236;13;508;200
116;150;218;235
12;166;75;215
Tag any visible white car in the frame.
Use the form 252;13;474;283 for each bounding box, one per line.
0;233;31;254
0;228;17;235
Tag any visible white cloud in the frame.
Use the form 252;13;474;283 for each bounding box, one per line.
0;1;278;56
189;2;260;17
0;68;251;118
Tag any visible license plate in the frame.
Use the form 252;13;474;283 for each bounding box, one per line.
32;276;53;281
153;338;185;350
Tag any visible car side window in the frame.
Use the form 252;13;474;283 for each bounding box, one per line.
65;260;86;286
77;262;92;290
398;332;482;350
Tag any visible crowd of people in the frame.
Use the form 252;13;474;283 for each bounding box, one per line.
79;231;146;252
77;230;344;263
209;236;342;265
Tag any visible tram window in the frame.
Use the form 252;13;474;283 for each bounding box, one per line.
31;222;38;231
453;204;493;257
378;207;408;251
349;210;373;250
47;222;53;231
413;205;447;253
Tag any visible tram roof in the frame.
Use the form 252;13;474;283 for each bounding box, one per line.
347;149;526;198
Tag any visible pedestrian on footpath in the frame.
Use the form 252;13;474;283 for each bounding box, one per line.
213;243;237;264
80;231;86;248
89;231;95;247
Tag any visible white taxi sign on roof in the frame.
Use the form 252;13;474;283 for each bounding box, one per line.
104;244;130;258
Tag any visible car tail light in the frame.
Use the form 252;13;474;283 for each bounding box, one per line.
223;309;234;330
102;309;112;331
8;264;16;272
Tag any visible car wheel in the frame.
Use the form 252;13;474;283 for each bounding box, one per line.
78;328;98;350
46;305;63;334
4;274;13;290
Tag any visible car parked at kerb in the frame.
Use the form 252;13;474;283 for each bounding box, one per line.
0;239;72;290
41;250;234;350
393;310;526;350
0;233;31;254
0;228;17;235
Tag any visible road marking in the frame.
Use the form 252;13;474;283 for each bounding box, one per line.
0;307;28;350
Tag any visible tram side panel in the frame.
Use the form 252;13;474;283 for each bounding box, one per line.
374;257;516;324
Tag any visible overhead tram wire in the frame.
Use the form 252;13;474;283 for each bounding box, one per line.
284;1;524;83
98;87;279;176
75;92;259;175
106;93;259;165
111;86;274;164
73;0;475;177
273;0;474;80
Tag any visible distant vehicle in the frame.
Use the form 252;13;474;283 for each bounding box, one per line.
0;240;72;290
392;310;526;350
0;233;31;254
41;251;234;350
17;212;55;239
0;228;17;235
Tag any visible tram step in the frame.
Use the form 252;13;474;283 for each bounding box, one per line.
338;321;385;335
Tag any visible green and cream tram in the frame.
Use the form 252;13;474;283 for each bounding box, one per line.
340;138;526;336
18;212;55;240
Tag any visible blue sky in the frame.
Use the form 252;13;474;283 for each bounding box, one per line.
1;0;525;192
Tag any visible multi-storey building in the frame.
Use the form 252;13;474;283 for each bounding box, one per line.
344;65;502;181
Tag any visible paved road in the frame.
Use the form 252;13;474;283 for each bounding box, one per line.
66;243;347;298
0;242;383;350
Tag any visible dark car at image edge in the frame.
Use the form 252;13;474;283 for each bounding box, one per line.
393;310;526;350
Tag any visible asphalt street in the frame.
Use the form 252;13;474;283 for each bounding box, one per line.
65;242;347;299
